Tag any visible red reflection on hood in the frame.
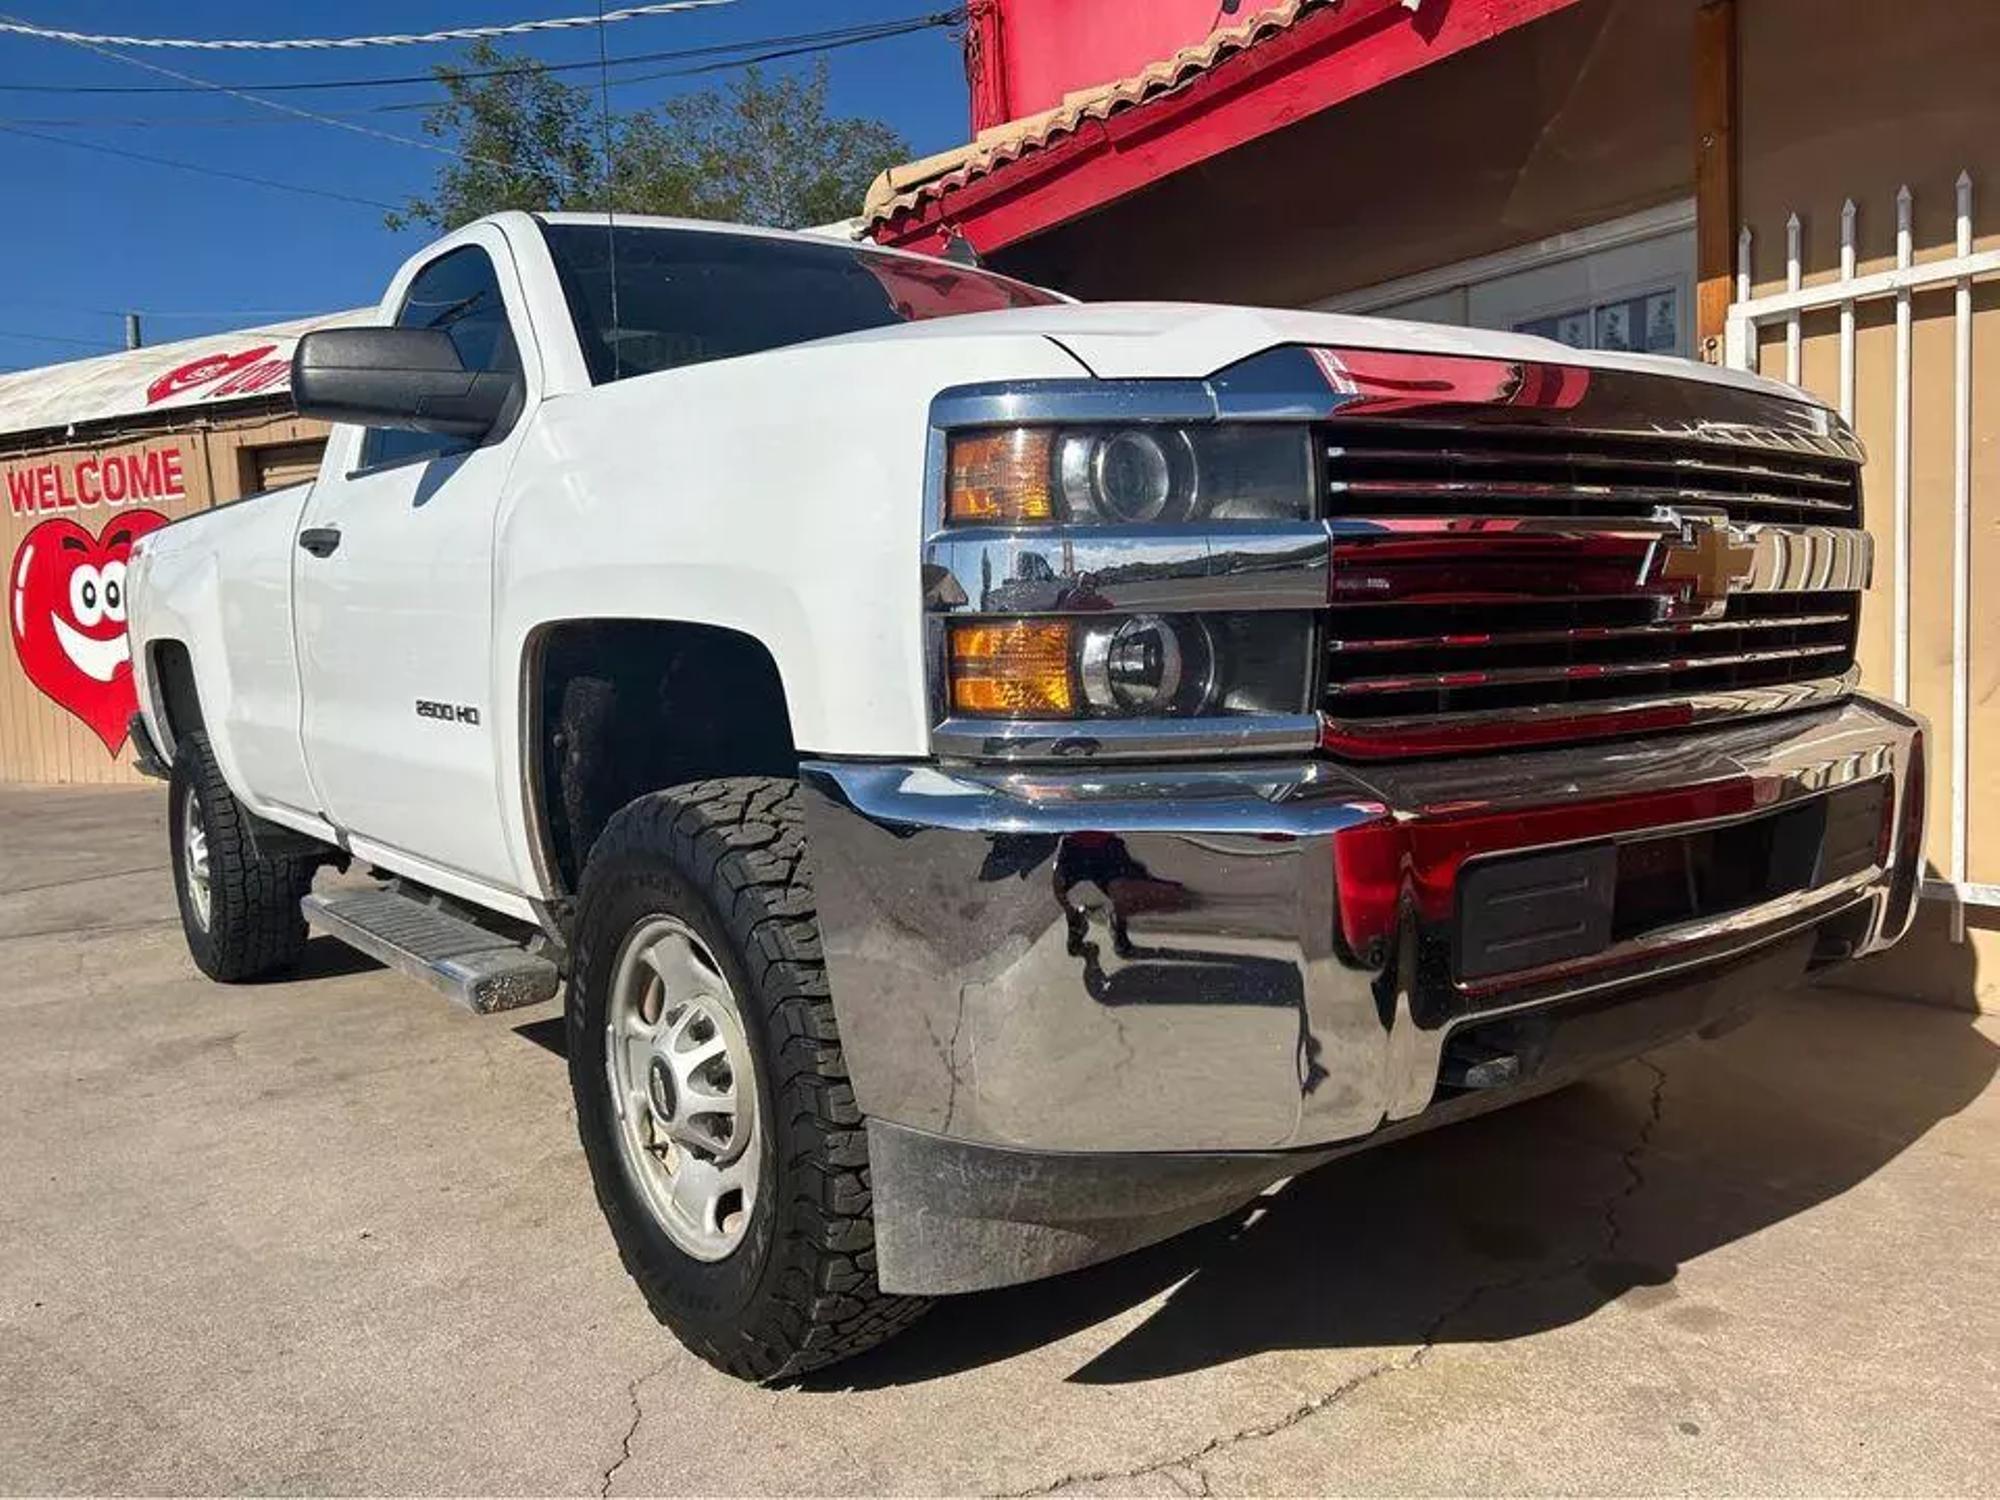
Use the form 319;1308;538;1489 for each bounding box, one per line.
1310;347;1591;416
860;258;1047;322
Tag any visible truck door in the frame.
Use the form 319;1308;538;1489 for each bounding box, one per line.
290;229;534;893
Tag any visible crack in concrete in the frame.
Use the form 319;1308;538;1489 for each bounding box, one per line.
1418;1054;1672;1343
1605;1056;1670;1258
1006;1056;1675;1497
1003;1351;1427;1498
598;1366;667;1499
0;916;179;945
914;978;977;1137
0;863;172;898
1101;1004;1138;1077
939;979;973;1136
1158;1460;1213;1497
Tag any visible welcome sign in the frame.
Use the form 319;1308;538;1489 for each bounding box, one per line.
7;445;187;516
4;438;192;756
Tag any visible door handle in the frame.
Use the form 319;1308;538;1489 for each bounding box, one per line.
298;526;342;558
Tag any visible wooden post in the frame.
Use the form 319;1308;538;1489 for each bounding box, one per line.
964;0;1012;135
1693;0;1738;362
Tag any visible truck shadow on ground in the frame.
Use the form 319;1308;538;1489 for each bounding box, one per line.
802;986;1996;1390
273;934;388;983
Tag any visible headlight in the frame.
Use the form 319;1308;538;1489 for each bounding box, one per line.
946;612;1312;721
1079;613;1214;713
945;424;1312;525
1064;430;1189;523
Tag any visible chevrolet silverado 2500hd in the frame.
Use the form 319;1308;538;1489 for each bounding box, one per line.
125;211;1926;1381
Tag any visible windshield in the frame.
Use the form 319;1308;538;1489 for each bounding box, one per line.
539;222;1065;384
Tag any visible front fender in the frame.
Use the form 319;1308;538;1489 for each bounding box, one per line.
128;490;324;826
489;330;1089;897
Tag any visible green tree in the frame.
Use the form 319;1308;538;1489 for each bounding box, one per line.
389;44;910;233
386;40;604;231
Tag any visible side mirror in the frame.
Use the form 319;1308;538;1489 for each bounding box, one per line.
291;327;514;439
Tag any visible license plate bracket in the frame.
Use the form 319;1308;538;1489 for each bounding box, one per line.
1456;843;1617;982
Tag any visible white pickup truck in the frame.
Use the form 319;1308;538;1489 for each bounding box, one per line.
127;210;1926;1381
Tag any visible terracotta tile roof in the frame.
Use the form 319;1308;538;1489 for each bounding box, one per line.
863;0;1338;231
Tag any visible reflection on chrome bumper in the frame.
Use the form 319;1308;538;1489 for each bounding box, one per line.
801;695;1926;1159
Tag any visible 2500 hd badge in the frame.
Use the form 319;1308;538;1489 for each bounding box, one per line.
415;698;480;726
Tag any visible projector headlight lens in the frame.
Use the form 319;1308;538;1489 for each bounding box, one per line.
1079;614;1216;715
946;424;1311;525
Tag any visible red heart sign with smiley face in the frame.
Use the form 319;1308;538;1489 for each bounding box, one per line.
9;509;169;754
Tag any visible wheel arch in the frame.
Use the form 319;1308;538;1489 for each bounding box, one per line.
145;637;207;759
521;618;800;898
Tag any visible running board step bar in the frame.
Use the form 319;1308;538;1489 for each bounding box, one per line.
302;888;560;1014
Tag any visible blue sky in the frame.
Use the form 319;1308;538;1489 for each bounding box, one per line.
0;2;971;370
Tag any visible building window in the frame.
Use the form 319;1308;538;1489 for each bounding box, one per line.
1322;204;1697;362
1515;286;1681;355
239;438;325;497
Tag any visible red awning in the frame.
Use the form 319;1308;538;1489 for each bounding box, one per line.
864;0;1586;259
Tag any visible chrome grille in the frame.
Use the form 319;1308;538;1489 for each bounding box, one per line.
1316;422;1866;754
1321;591;1861;723
1324;428;1861;526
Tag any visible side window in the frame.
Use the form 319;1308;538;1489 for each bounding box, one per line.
359;245;521;470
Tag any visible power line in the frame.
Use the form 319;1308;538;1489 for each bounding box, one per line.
0;98;462;126
124;307;323;321
595;1;623;381
645;22;956;81
0;123;402;209
0;3;738;53
0;14;961;95
0;20;961;128
0;296;320;319
0;12;960;218
0;114;371;127
0;99;458;125
2;17;517;174
0;327;117;349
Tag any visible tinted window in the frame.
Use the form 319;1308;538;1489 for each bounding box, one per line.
361;245;521;470
540;223;1063;385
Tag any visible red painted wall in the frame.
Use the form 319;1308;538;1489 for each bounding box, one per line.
971;0;1236;130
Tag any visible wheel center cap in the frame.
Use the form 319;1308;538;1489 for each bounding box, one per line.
647;1056;676;1120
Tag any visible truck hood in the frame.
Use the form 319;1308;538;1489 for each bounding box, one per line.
830;300;1820;408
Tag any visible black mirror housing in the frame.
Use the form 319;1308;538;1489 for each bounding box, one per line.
291;327;514;438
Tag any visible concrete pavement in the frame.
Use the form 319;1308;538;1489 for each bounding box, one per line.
1;781;1995;1495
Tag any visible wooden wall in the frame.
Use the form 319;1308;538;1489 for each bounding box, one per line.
992;0;1696;306
1735;0;2000;1010
2;407;327;786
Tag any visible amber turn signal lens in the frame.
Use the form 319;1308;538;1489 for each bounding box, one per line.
946;429;1055;523
949;620;1074;715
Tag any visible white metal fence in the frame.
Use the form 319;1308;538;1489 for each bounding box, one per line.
1725;173;1996;935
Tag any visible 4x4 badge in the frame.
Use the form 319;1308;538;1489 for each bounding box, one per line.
1654;514;1756;620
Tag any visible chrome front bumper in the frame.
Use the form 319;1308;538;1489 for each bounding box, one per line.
801;694;1925;1162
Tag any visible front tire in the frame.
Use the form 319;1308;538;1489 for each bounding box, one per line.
568;777;927;1381
168;729;314;982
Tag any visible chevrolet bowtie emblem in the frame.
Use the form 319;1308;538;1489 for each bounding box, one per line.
1655;515;1756;619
